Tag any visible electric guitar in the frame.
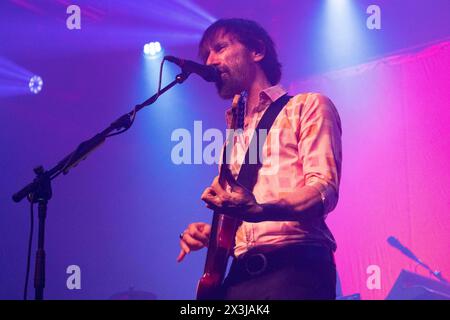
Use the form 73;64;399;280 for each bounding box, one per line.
196;93;245;300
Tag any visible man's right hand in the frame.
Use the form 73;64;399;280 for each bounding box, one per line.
177;222;211;262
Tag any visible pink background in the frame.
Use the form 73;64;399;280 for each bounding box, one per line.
291;41;450;299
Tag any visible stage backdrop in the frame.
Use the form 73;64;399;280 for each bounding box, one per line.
289;41;450;300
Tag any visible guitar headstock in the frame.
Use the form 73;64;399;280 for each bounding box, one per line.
221;91;247;188
230;91;247;130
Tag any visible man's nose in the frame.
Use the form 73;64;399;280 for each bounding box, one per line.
206;52;219;66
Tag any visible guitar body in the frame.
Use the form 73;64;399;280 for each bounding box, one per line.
196;93;245;300
196;212;239;299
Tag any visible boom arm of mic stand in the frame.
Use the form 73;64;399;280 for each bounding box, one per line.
135;72;190;110
12;72;189;203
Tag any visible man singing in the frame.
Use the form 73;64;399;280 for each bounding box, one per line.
177;18;342;300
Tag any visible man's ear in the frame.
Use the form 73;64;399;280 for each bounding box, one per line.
252;40;266;62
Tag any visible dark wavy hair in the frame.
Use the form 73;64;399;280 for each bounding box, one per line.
199;18;282;85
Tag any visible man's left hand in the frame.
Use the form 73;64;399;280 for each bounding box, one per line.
200;176;261;221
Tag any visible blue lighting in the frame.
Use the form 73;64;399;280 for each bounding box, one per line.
309;0;371;70
0;56;36;97
29;75;43;94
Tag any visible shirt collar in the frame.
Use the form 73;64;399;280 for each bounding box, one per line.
251;84;287;114
225;84;287;126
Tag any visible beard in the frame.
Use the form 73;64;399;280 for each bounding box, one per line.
215;76;243;99
215;64;252;99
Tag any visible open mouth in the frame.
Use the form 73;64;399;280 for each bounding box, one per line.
217;67;229;77
220;71;230;80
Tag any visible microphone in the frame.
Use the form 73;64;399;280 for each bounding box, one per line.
165;56;220;83
387;236;421;263
387;236;448;283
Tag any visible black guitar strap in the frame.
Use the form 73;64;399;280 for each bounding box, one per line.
223;94;292;192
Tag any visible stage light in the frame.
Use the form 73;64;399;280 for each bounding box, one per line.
29;75;43;94
143;41;163;59
312;0;369;68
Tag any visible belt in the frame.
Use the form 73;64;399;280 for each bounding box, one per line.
231;244;335;278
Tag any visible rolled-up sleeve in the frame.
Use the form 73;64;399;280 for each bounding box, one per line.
298;93;342;215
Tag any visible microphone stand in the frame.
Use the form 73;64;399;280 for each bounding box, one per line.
388;237;448;284
12;71;191;300
415;260;447;283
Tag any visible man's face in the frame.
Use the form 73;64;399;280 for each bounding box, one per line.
203;31;256;99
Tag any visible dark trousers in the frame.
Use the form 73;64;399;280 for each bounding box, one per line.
222;244;336;300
